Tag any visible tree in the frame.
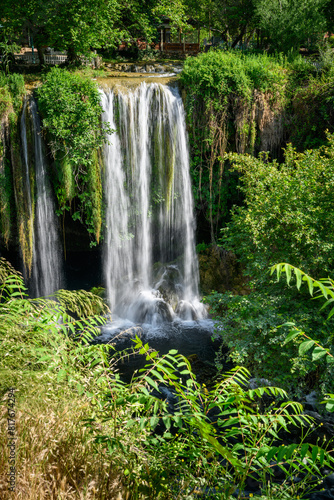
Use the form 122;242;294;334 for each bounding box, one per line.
0;0;158;63
255;0;329;52
159;0;258;47
46;0;123;62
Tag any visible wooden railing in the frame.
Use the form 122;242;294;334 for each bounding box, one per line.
119;42;160;51
118;42;200;53
45;54;67;65
14;53;68;65
163;43;200;53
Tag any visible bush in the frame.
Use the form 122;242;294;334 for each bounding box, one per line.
1;257;333;499
222;133;334;280
0;72;25;118
36;67;111;244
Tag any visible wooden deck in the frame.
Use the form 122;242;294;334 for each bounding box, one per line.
163;43;200;53
118;41;200;54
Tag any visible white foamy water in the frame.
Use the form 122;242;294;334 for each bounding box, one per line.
29;99;63;297
101;83;206;321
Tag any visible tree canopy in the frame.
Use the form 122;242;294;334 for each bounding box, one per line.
0;0;160;61
1;0;332;58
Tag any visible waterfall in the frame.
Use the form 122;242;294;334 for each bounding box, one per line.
29;99;63;297
20;98;34;279
20;99;33;215
101;83;205;321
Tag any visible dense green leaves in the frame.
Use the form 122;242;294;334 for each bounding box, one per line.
255;0;328;52
36;68;110;243
222;134;334;279
181;51;288;242
0;0;130;62
1;256;334;498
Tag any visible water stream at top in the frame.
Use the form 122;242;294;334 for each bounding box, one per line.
101;82;206;327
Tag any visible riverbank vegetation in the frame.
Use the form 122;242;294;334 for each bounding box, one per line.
182;49;334;243
2;0;334;496
188;54;334;395
1;259;334;499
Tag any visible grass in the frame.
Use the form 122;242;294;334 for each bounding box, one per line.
0;372;125;499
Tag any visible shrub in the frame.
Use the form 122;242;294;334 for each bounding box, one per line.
36;67;111;244
221;133;334;280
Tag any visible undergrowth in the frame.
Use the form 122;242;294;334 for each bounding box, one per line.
0;258;333;499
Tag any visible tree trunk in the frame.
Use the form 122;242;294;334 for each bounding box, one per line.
231;25;247;49
67;45;78;65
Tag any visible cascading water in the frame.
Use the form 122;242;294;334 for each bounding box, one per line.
29;99;63;297
101;82;206;325
20;98;34;280
20;99;33;216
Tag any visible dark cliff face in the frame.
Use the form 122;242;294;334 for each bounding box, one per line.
198;246;249;296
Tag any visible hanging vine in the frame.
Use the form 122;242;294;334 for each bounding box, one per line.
10;110;34;276
180;51;288;243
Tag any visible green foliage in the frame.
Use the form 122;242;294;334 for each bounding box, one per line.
88;337;333;499
0;0;159;64
181;51;289;242
205;287;334;394
0;0;122;63
181;50;288;99
0;155;13;248
271;263;334;410
181;50;334;244
290;74;334;150
1;256;332;498
36;68;110;243
56;288;109;318
0;74;26;255
0;85;11;119
255;0;328;53
222;134;334;280
0;72;25;118
8;110;34;275
206;262;334;397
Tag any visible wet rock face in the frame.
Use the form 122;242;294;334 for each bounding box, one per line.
175;300;198;320
155;264;183;310
198;246;249;295
119;288;175;325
